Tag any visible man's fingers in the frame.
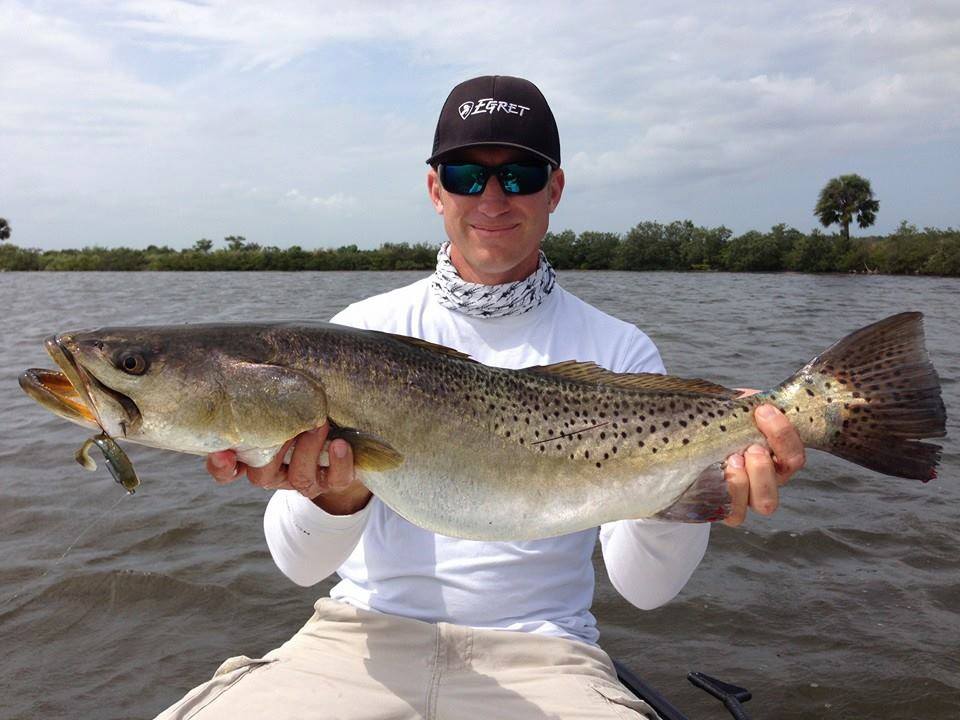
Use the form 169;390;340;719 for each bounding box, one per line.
744;443;779;516
754;404;805;484
207;450;240;483
286;427;327;494
248;437;297;489
325;439;354;491
723;453;749;527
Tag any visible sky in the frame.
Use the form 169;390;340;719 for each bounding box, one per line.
1;0;958;251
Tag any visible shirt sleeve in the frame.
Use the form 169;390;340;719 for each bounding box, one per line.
263;490;372;587
599;519;710;609
599;325;711;609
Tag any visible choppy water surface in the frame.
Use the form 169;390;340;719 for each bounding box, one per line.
1;271;957;719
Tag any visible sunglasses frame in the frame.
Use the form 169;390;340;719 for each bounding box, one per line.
438;161;553;197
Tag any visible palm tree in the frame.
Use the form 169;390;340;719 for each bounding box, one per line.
814;174;879;243
0;217;10;242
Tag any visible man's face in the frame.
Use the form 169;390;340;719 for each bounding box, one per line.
427;146;565;285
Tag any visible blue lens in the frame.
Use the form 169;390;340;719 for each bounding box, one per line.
441;164;490;195
440;163;550;196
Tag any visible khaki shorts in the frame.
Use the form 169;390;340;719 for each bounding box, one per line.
154;598;657;719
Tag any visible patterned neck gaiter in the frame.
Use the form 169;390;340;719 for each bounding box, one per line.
430;241;557;318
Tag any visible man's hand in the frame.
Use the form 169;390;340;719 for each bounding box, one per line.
723;393;806;527
205;422;372;516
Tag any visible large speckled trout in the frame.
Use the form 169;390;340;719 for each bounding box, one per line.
19;313;945;540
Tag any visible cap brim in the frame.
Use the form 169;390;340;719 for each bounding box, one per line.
426;141;559;168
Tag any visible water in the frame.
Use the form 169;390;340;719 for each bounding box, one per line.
1;271;957;719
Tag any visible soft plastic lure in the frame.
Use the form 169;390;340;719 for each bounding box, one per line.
75;432;140;494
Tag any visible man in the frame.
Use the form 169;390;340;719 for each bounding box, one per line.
159;75;804;719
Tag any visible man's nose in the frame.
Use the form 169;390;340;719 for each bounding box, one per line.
478;174;510;214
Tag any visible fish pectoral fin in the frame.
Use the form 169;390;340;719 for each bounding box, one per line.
655;462;731;523
526;362;739;397
328;421;404;472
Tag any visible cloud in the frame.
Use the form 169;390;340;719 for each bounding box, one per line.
2;1;959;248
282;188;359;211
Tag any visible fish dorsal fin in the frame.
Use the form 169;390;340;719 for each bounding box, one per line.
527;360;740;398
382;332;475;362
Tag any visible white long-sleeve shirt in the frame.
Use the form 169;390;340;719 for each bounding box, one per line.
264;277;710;644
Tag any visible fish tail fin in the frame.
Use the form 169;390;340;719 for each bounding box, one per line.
768;312;945;481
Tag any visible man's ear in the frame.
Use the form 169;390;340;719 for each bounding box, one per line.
427;168;443;215
547;167;565;213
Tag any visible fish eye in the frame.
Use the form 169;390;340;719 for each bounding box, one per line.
116;351;148;375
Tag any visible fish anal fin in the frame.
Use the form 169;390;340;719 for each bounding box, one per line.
529;361;739;397
328;420;404;472
655;463;731;523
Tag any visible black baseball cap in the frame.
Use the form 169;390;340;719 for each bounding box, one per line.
427;75;561;167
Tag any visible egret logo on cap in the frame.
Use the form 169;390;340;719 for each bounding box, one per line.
458;98;530;120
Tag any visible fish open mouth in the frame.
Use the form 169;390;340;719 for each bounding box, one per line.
18;367;100;428
18;335;141;436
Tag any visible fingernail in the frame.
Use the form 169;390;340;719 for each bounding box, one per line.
747;444;768;455
333;442;347;459
728;454;744;468
211;454;230;469
757;405;779;419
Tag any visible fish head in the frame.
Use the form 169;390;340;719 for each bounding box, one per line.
25;325;329;459
40;327;229;453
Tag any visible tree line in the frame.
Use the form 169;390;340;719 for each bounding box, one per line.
0;223;957;275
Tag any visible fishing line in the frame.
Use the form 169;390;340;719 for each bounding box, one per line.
0;491;130;611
